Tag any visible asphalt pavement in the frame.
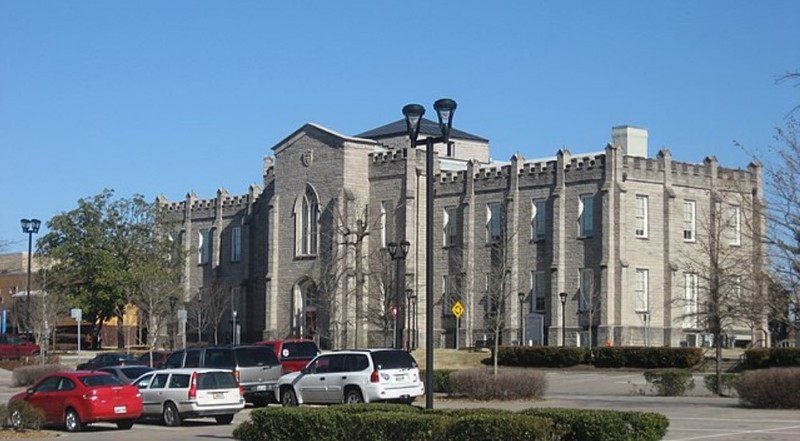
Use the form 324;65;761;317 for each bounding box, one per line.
1;367;798;441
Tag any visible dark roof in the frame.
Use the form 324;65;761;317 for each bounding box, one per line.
355;118;489;142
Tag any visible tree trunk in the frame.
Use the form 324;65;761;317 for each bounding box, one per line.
715;334;723;396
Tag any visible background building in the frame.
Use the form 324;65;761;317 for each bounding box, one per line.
161;116;766;349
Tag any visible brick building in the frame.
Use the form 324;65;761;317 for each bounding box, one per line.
160;117;767;349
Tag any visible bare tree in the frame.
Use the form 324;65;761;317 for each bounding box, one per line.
365;251;395;347
187;278;234;345
675;174;762;395
27;259;66;362
760;118;800;342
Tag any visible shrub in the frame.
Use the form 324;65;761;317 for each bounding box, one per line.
736;368;800;408
703;373;740;396
440;413;557;441
594;347;703;369
12;364;73;387
496;346;587;367
643;369;695;396
0;401;45;431
521;408;669;441
449;368;547;400
0;354;61;372
743;348;800;369
420;369;455;393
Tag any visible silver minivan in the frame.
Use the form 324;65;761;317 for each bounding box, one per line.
163;345;282;406
133;368;245;426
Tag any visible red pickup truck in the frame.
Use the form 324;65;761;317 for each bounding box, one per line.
0;334;41;359
256;339;320;374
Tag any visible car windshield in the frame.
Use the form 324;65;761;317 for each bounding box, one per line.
281;342;319;359
80;374;126;387
371;351;418;370
235;346;279;367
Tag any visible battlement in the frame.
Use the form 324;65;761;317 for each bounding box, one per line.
565;154;605;171
370;148;408;164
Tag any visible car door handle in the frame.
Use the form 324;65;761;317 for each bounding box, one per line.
341;376;347;380
319;377;325;381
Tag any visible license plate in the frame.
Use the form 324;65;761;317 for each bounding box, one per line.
114;406;127;414
395;375;407;382
256;385;267;391
213;393;223;399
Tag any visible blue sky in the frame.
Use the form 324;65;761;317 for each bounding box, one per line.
1;1;798;252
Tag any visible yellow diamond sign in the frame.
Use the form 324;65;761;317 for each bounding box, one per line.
451;300;464;319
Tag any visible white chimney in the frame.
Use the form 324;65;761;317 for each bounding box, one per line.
612;126;648;158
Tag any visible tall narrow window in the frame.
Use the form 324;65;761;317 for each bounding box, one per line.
579;268;594;311
443;206;457;247
295;185;319;256
486;202;502;243
635;195;648;238
579;194;594;237
683;200;696;242
484;273;498;314
531;271;547;311
442;275;459;316
381;200;395;248
532;199;546;241
727;205;741;246
231;226;241;263
199;229;211;264
684;273;698;327
634;269;649;312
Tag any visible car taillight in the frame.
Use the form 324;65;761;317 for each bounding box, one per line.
234;369;240;383
188;372;197;400
370;369;380;383
239;385;245;398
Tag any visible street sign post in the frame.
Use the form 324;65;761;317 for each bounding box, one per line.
70;308;82;363
451;301;464;349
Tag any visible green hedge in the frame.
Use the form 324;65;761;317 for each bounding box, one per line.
643;370;695;396
234;405;669;441
496;346;588;367
743;348;800;370
420;369;456;393
495;346;702;369
520;408;669;441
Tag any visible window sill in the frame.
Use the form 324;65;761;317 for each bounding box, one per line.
293;255;317;261
577;235;593;240
531;238;545;244
635;236;649;240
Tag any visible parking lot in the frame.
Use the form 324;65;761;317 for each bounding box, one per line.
1;368;798;440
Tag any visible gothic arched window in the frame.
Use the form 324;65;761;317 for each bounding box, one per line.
295;184;319;256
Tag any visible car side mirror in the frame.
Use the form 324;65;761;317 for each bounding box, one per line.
301;367;310;375
26;388;34;395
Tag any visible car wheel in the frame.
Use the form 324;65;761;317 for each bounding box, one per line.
215;414;234;425
116;419;135;430
65;408;82;432
344;388;363;404
281;387;298;407
162;402;182;427
9;409;22;429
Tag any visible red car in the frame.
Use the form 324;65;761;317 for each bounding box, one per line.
0;334;41;359
9;371;143;432
256;339;320;373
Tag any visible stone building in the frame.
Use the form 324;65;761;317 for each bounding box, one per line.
160;117;767;349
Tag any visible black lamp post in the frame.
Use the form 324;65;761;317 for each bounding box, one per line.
387;240;410;350
406;289;416;350
20;218;41;332
402;98;457;410
559;292;568;347
518;292;526;345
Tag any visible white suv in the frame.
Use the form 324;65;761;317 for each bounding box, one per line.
275;349;424;406
133;368;245;426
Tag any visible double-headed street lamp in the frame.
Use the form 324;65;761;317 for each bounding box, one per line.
21;218;41;332
386;240;410;350
559;292;568;347
402;98;457;410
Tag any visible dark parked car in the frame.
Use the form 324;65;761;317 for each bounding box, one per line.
256;339;320;374
164;345;281;406
138;351;170;368
98;365;154;384
76;352;141;370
